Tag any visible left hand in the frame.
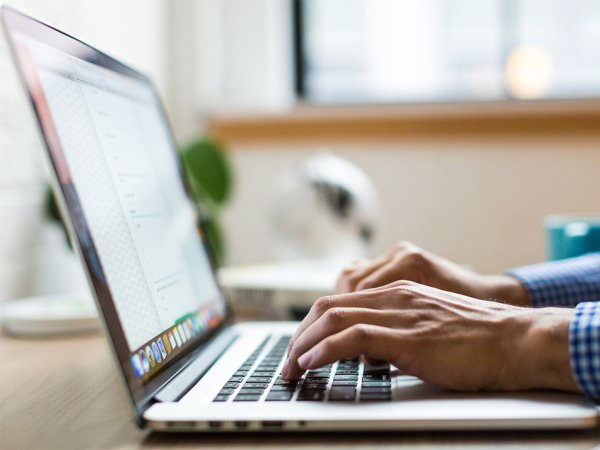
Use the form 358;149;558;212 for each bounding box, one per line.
281;280;579;394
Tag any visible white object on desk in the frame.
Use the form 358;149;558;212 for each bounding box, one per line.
0;294;99;337
218;260;343;319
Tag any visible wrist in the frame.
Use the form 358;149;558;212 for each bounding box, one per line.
483;274;530;306
508;308;580;393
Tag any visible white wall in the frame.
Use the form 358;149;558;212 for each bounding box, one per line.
221;134;600;274
183;1;600;274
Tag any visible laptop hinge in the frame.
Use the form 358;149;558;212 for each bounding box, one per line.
153;326;238;403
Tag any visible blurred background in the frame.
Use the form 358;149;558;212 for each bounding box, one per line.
1;0;600;303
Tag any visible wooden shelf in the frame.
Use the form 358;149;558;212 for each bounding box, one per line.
209;100;600;146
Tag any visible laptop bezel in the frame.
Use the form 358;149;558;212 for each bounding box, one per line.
1;5;235;424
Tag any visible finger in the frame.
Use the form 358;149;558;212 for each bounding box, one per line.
285;282;417;372
336;255;391;293
361;355;387;366
285;307;406;380
297;324;401;371
355;259;409;291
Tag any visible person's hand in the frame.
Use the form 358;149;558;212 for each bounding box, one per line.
282;280;579;394
336;241;530;306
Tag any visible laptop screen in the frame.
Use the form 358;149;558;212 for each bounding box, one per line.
2;7;229;403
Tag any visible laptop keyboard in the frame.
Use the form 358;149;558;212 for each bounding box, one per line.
213;335;391;403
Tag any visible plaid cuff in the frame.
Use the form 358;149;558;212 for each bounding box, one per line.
507;252;600;308
570;302;600;400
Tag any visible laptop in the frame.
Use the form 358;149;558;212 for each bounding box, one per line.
3;6;598;432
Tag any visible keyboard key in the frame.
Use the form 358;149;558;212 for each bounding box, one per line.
228;376;245;383
334;375;358;381
298;390;325;401
238;388;264;395
273;379;297;386
360;387;391;394
362;374;390;381
266;391;294;401
329;386;356;401
224;382;239;388
247;376;272;383
242;383;270;389
301;383;327;390
218;388;236;395
332;380;358;386
269;384;296;392
213;395;229;402
234;394;262;402
361;381;391;388
302;378;329;384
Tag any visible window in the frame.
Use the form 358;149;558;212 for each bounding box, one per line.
294;0;600;104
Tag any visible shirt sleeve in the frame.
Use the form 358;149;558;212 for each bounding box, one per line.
507;252;600;308
570;302;600;399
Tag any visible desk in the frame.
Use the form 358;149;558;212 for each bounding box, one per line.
1;332;600;449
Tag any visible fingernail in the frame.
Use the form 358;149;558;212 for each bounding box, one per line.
298;351;314;369
281;358;289;378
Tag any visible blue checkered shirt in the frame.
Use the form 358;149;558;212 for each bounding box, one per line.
509;252;600;399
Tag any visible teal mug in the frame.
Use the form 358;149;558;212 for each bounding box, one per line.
545;214;600;261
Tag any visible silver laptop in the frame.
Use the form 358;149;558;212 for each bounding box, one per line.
3;6;598;432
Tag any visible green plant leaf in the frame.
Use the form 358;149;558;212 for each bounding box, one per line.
180;138;232;207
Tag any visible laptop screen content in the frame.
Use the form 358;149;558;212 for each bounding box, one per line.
6;17;227;386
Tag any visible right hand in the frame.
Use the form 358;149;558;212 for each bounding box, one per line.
283;280;577;395
336;241;530;307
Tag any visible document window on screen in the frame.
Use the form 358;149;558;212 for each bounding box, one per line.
21;35;223;357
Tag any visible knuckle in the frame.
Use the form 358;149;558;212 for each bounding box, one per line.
323;307;345;325
340;266;355;276
313;295;335;315
392;285;418;301
349;323;372;341
403;249;430;269
396;279;416;286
